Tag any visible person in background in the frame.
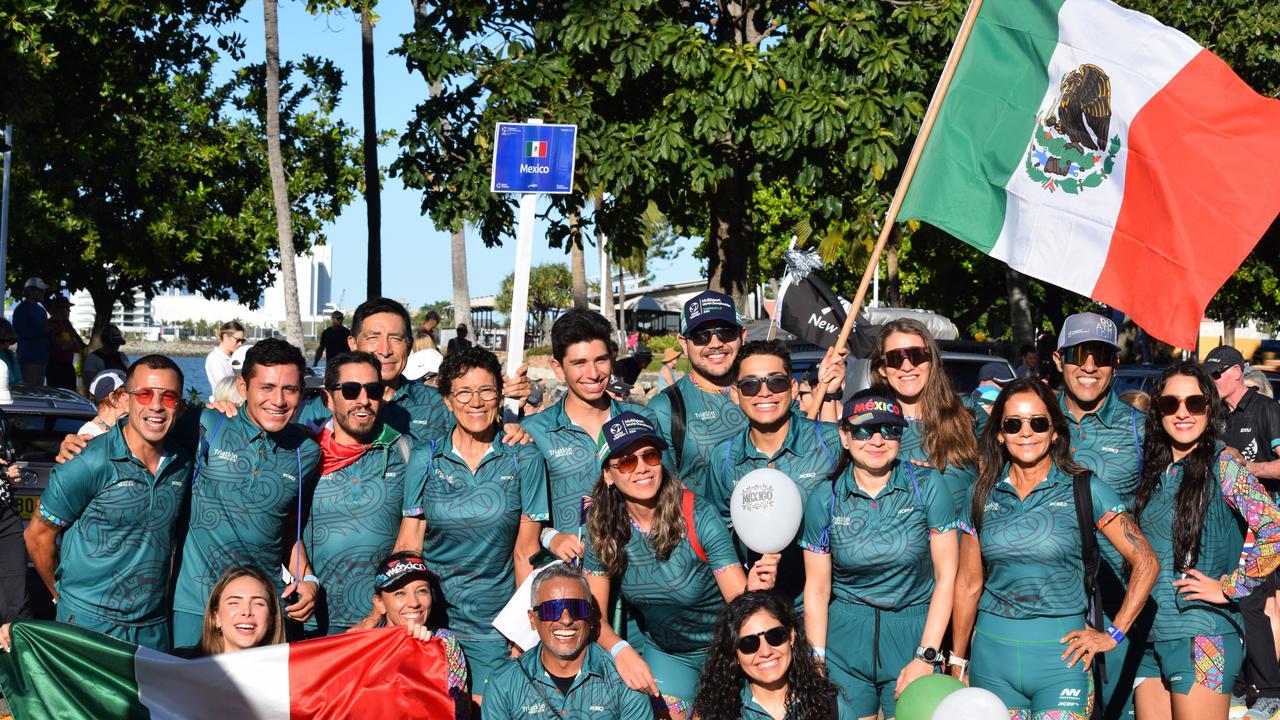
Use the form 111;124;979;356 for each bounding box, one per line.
13;277;49;386
77;370;127;438
447;323;473;355
693;591;839;720
658;347;682;390
313;311;351;368
523;381;544;415
205;320;245;395
0;410;30;633
1016;343;1039;379
483;563;653;720
415;311;440;352
614;345;651;386
80;324;128;394
44;296;83;390
210;375;245;405
964;360;1016;429
403;348;444;388
171;565;285;659
0;320;18;381
606;379;632;404
1244;367;1276;400
1120;389;1152;413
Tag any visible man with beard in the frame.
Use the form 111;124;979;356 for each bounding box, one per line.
1052;312;1146;720
647;291;750;496
304;351;420;635
524;310;659;561
482;563;652;719
25;356;193;649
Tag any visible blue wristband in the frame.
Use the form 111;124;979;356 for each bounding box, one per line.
1106;625;1125;644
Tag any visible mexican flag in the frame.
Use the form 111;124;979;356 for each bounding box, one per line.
0;622;458;719
525;140;548;158
899;0;1280;349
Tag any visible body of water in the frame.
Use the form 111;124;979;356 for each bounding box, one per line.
172;354;212;401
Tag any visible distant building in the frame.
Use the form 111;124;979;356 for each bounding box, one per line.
68;288;155;334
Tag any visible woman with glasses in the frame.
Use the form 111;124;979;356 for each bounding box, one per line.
869;318;979;514
694;591;839;720
801;389;957;720
204;320;245;395
950;379;1159;719
396;346;549;708
1130;362;1280;720
585;411;778;719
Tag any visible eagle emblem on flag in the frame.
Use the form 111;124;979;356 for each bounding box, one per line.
1025;63;1122;193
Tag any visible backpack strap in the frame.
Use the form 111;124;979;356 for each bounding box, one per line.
905;461;923;506
193;414;228;484
1131;408;1143;470
814;421;836;470
661;384;687;471
681;489;708;564
720;437;737;494
1072;469;1108;702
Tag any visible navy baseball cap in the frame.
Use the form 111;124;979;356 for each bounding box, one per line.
841;389;908;429
1204;345;1246;371
978;361;1016;386
596;410;668;468
681;291;740;334
1057;312;1119;351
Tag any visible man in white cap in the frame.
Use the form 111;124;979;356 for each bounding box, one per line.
13;278;49;385
403;348;443;388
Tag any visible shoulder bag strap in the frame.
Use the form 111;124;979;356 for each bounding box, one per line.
682;489;708;564
662;384;687;471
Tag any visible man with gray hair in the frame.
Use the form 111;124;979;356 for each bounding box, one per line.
482;563;652;719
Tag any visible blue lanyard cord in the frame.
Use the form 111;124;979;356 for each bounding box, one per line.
292;446;303;584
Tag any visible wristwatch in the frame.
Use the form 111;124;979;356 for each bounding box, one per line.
914;645;942;665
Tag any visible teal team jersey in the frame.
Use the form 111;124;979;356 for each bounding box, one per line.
647;376;747;496
899;418;978;514
171;409;322;617
305;422;422;632
1141;449;1257;641
296;376;450;444
800;460;955;608
583;498;741;654
523;396;658;533
481;644;653;720
1059;390;1145;507
417;433;549;642
703;412;842;602
39;423;193;625
959;465;1125;619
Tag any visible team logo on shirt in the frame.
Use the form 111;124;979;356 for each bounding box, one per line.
550;447;575;458
212;448;239;464
694;410;717;421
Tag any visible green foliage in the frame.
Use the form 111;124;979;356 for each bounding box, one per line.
0;1;362;339
645;334;680;353
415;300;454;327
496;263;574;333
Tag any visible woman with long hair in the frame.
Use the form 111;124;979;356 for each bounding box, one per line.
1130;362;1280;720
950;379;1158;718
801;389;956;720
694;591;838;720
174;565;286;658
869;318;979;513
585;411;778;719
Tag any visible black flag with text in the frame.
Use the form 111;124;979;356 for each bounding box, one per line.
778;273;878;358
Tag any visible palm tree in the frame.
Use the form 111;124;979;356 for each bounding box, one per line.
263;0;304;348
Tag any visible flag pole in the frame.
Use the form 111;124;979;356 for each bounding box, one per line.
810;0;985;420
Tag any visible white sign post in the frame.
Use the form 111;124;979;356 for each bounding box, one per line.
489;119;578;422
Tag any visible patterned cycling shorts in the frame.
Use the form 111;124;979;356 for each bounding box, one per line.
1136;633;1243;696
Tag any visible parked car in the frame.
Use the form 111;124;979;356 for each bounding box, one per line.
790;349;1015;401
1111;364;1169;396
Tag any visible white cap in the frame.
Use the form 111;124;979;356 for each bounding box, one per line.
403;349;444;381
89;369;127;403
231;344;252;371
23;277;48;291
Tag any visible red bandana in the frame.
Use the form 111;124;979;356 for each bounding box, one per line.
319;426;369;476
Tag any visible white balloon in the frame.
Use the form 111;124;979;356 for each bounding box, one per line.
730;468;804;553
930;687;1009;720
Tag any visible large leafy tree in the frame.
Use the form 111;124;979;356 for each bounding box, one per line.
1;1;361;344
496;263;573;337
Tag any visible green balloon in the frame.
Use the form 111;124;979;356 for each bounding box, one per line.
895;674;966;720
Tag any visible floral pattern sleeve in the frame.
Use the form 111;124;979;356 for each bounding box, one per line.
1217;452;1280;599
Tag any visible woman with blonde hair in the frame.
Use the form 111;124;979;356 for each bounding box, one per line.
869;318;979;512
173;565;285;658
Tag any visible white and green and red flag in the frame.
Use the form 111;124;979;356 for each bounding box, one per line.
899;0;1280;349
0;621;459;719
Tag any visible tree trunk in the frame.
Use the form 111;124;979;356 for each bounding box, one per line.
617;266;627;334
263;0;303;349
706;161;751;309
569;211;587;309
1224;320;1236;347
886;227;903;308
595;194;614;329
1006;267;1035;351
361;10;381;297
450;227;471;329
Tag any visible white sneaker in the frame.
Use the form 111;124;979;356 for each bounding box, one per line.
1244;696;1280;720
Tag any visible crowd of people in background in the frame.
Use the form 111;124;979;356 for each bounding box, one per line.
0;283;1277;720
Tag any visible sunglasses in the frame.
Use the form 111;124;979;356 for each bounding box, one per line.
735;374;791;397
1156;394;1209;416
1207;365;1238;381
611;448;663;474
686;326;740;346
1001;415;1052;434
328;381;386;400
883;346;931;369
843;423;905;441
737;626;789;655
535;598;592;622
1061;342;1116;367
128;387;181;409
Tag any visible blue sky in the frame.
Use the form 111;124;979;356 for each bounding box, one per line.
226;2;705;309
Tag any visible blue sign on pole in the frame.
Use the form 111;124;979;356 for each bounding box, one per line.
490;122;578;194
